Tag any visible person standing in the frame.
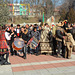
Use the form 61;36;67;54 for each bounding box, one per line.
31;27;40;56
0;25;11;65
21;27;29;59
15;24;21;38
56;26;66;58
10;27;17;56
25;24;31;54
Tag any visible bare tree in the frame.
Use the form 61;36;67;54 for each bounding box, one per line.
15;0;18;3
23;0;26;4
20;0;22;4
11;0;13;4
59;0;74;12
45;0;54;19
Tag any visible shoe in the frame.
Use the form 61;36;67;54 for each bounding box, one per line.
58;55;63;58
54;55;58;57
1;62;4;65
15;53;20;56
11;54;13;56
22;56;26;59
1;60;6;65
27;53;30;55
36;54;38;56
23;56;26;59
68;57;72;59
30;52;34;55
3;62;11;65
57;54;63;58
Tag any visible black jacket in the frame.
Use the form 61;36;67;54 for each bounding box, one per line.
21;32;29;42
10;30;17;43
56;30;64;39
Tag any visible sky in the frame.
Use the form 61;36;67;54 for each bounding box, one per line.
13;0;64;7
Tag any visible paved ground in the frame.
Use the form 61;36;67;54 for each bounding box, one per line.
0;52;75;75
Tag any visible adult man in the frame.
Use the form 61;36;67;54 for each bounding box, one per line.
10;27;17;56
21;27;29;59
15;24;21;38
56;26;66;58
25;24;31;54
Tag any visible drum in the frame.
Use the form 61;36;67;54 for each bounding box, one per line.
12;38;25;51
27;37;39;49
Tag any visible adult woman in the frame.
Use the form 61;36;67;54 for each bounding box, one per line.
0;25;11;65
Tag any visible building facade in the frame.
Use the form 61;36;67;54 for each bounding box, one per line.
8;3;30;16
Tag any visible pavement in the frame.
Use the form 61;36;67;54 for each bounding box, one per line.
0;52;75;75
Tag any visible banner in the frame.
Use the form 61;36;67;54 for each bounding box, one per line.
19;5;27;15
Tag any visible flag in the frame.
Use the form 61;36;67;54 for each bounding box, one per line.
43;12;44;23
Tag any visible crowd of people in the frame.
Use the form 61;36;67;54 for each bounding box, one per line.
0;20;75;65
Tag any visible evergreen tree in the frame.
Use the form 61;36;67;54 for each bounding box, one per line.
0;0;9;25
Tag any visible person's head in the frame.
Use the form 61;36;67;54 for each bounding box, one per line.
39;26;42;30
6;25;11;31
17;24;20;28
25;24;29;29
30;27;33;30
45;23;48;27
64;21;67;24
51;16;55;22
21;27;24;32
11;27;14;32
2;25;6;30
7;27;10;31
33;27;37;32
11;24;13;27
34;24;37;27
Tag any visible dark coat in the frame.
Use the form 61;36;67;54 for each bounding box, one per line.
56;30;64;39
31;31;40;40
21;32;29;42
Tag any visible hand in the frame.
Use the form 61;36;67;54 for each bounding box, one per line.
24;41;27;43
14;35;16;37
69;27;72;29
8;50;10;53
39;40;40;42
63;36;65;39
11;32;14;35
7;46;10;50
